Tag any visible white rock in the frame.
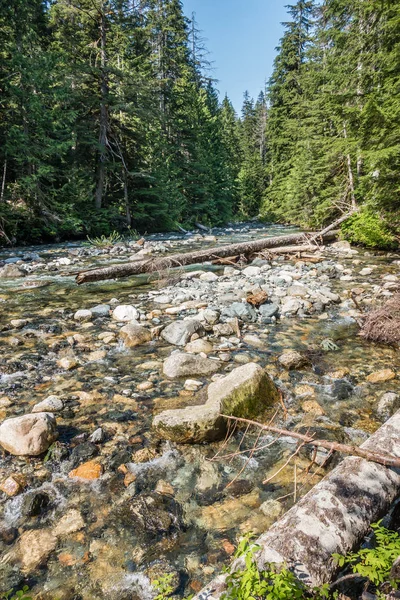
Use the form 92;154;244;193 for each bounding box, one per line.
112;305;139;322
0;413;57;456
32;396;64;413
54;509;85;536
200;272;219;282
243;266;261;277
74;309;93;322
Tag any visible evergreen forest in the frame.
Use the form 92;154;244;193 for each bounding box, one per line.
0;0;399;247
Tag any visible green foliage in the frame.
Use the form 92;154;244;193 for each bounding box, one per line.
333;521;400;587
2;586;32;600
153;573;175;600
340;206;396;249
85;230;123;248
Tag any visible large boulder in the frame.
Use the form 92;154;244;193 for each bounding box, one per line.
0;413;57;456
0;264;26;278
161;319;205;346
120;323;151;348
163;352;220;379
153;363;279;443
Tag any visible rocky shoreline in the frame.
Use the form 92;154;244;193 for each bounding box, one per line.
0;226;399;598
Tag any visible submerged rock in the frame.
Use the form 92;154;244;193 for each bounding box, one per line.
163;352;220;379
278;350;308;370
13;528;57;573
120;323;151;348
0;413;57;456
161;319;205;346
153;362;279;443
377;392;400;421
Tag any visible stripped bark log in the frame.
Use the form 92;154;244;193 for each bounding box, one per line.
76;230;338;284
193;410;400;598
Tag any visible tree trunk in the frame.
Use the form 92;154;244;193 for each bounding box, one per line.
76;230;338;284
95;7;109;210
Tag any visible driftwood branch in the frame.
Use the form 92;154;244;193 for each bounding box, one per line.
76;230;339;284
220;415;400;469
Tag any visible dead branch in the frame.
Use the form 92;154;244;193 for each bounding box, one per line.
220;415;400;469
360;295;400;345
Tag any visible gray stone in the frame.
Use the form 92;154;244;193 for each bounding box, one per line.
91;304;111;317
0;413;58;456
163;352;220;379
222;302;257;322
259;303;279;320
161;319;205;346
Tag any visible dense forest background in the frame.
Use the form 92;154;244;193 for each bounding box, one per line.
0;0;398;246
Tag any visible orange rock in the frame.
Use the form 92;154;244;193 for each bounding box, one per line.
366;369;396;384
124;473;136;487
190;580;203;593
0;474;25;496
68;460;103;480
222;539;235;555
58;552;76;566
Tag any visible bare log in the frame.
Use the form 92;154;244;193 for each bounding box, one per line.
76;230;338;284
308;209;359;244
221;415;400;469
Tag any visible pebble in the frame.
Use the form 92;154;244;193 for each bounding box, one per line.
366;369;396;384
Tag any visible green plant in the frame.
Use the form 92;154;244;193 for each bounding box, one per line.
222;534;306;600
85;230;123;248
152;573;175;600
2;586;32;600
333;521;400;587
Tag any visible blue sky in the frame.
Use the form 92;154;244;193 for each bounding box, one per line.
182;0;290;115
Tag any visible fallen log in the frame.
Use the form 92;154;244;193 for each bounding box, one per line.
193;409;400;598
76;230;338;285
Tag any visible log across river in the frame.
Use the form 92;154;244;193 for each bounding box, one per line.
76;230;338;284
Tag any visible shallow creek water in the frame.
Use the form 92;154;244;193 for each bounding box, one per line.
0;223;399;599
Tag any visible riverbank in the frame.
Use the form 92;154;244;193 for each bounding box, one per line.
0;223;399;598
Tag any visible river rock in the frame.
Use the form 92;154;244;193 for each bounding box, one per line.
112;305;139;322
223;302;257;322
259;303;279;320
21;491;51;517
163;352;220;378
91;304;111;318
377;392;400;421
32;395;64;413
154;363;279;443
120;323;151;348
54;509;85;536
278;350;308;370
366;369;396;384
0;264;26;278
68;459;103;480
161;319;205;346
74;309;92;322
185;339;213;354
0;413;57;456
14;528;57;573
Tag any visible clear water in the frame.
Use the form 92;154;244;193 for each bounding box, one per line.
0;223;399;599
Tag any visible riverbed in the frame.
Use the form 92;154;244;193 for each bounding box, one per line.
0;223;399;599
